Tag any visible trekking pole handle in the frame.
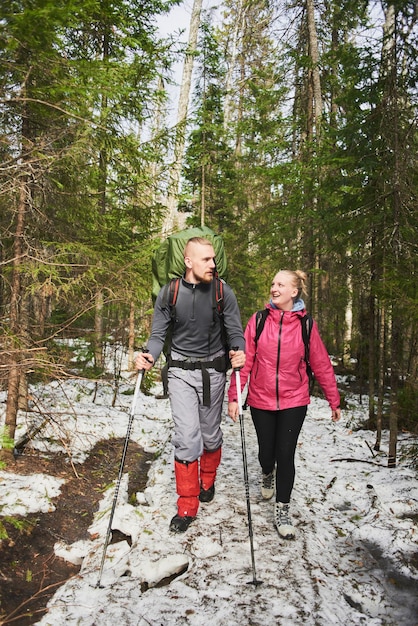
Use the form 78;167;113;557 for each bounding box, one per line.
231;347;244;412
231;346;243;372
131;348;149;413
142;346;151;360
136;346;153;373
142;346;152;361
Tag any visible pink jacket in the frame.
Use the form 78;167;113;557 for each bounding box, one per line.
228;304;340;411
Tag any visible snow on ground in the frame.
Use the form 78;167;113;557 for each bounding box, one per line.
1;372;418;626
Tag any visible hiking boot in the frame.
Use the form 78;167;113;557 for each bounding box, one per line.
261;471;275;500
274;502;295;539
199;483;215;503
169;514;195;533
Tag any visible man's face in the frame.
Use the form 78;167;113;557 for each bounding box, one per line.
184;242;216;284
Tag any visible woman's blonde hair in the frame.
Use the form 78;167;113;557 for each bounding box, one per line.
281;269;308;300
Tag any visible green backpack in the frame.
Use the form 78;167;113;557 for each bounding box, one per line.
151;226;228;303
151;227;230;399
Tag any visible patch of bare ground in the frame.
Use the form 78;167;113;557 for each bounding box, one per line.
0;439;153;625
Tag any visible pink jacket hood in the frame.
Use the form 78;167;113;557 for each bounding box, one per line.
228;304;340;411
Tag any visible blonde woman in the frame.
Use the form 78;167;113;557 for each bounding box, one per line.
228;270;340;539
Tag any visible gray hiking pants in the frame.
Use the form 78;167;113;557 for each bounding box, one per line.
167;350;226;462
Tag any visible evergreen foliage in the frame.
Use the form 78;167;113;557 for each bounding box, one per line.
0;0;417;452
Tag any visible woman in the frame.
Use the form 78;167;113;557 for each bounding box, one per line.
228;270;340;539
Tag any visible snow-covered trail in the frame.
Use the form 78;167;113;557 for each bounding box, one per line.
36;387;418;626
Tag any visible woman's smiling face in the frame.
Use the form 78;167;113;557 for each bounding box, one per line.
270;271;299;311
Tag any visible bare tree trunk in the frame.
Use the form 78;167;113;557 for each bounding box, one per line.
94;289;105;371
127;300;135;371
17;291;31;412
343;253;353;368
92;25;111;373
306;0;323;136
149;75;166;206
223;0;248;129
163;0;203;234
382;2;401;467
388;307;400;467
302;0;323;313
3;182;27;459
368;243;376;425
374;303;385;451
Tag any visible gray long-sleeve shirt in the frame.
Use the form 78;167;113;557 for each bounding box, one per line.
147;277;245;361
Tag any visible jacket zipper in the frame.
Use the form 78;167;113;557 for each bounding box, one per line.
191;284;196;320
276;312;284;409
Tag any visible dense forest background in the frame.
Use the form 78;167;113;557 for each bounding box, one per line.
0;0;417;466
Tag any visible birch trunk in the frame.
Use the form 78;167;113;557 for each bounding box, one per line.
223;0;248;130
163;0;203;234
303;0;323;311
306;0;323;137
343;269;353;368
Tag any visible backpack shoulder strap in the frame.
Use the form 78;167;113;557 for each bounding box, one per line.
214;276;225;315
160;278;181;358
300;314;314;382
161;277;181;323
169;277;180;307
213;276;228;354
255;308;269;345
300;314;313;358
165;275;224;313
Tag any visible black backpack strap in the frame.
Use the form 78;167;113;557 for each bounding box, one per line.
242;308;269;409
300;314;314;386
255;309;269;345
210;275;228;357
160;278;181;358
254;310;312;365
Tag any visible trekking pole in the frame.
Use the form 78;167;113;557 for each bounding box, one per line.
233;354;262;587
95;368;144;588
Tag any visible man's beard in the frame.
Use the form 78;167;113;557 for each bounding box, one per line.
196;270;214;284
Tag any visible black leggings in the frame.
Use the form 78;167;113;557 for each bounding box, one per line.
250;406;307;504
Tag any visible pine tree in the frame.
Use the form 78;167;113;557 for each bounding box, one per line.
0;0;178;451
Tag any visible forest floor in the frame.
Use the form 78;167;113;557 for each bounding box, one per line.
0;440;153;626
1;376;417;626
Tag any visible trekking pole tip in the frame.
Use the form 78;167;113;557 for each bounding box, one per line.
91;579;104;589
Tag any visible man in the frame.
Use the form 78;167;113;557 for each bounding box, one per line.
136;237;245;533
